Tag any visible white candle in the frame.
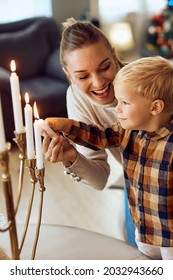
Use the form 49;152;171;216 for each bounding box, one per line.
0;96;6;152
33;102;56;136
10;60;23;133
33;102;44;169
24;93;34;159
34;120;43;169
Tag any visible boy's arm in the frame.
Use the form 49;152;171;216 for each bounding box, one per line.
45;118;77;135
45;118;121;150
45;117;97;148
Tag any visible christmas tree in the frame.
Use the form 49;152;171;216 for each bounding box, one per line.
143;0;173;58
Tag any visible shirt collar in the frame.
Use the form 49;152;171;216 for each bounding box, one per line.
138;118;173;141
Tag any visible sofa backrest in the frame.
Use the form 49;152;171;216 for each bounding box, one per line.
0;17;61;78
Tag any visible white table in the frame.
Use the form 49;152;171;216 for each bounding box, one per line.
0;224;150;260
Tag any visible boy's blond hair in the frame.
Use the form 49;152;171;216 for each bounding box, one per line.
114;56;173;113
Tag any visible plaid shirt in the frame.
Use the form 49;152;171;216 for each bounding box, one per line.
67;119;173;247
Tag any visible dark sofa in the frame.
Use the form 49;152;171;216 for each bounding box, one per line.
0;16;69;141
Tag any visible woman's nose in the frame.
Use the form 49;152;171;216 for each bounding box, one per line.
92;74;105;88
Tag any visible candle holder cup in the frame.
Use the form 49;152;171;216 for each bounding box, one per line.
0;131;46;259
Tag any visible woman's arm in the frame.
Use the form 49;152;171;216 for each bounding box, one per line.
42;130;110;190
66;149;110;189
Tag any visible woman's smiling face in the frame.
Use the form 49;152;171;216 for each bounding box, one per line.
64;41;117;105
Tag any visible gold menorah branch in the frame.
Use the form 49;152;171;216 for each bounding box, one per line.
13;131;26;215
0;131;46;260
18;158;37;255
32;167;45;260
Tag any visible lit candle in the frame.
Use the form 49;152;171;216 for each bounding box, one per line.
33;102;44;169
33;102;56;136
10;60;23;133
0;96;6;152
24;93;34;159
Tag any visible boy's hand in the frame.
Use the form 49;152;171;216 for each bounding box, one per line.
44;118;73;135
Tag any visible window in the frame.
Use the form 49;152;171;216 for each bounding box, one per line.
0;0;52;23
99;0;167;23
99;0;140;23
146;0;166;13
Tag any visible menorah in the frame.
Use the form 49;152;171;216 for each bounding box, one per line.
0;130;45;260
0;60;47;260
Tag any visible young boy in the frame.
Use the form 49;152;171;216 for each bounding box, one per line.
45;56;173;259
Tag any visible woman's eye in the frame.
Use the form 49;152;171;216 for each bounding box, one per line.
100;64;110;71
77;75;88;80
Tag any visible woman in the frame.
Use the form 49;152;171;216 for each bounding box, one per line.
42;18;136;247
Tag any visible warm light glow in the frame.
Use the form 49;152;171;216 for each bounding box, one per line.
25;92;29;104
109;22;134;52
34;102;39;119
10;60;16;72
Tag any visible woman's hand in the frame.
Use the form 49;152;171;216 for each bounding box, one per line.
42;131;78;165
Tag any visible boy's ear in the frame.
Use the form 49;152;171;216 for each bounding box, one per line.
151;99;164;115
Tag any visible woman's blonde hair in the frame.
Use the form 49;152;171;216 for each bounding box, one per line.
114;56;173;112
60;17;124;70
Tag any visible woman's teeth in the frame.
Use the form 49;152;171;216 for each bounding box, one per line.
92;85;109;95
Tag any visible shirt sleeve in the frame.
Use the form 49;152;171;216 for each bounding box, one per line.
66;120;121;150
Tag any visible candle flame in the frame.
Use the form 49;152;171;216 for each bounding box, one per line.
25;92;29;104
10;60;16;72
34;102;39;119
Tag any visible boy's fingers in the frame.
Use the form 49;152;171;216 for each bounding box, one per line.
45;118;59;130
45;118;67;131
